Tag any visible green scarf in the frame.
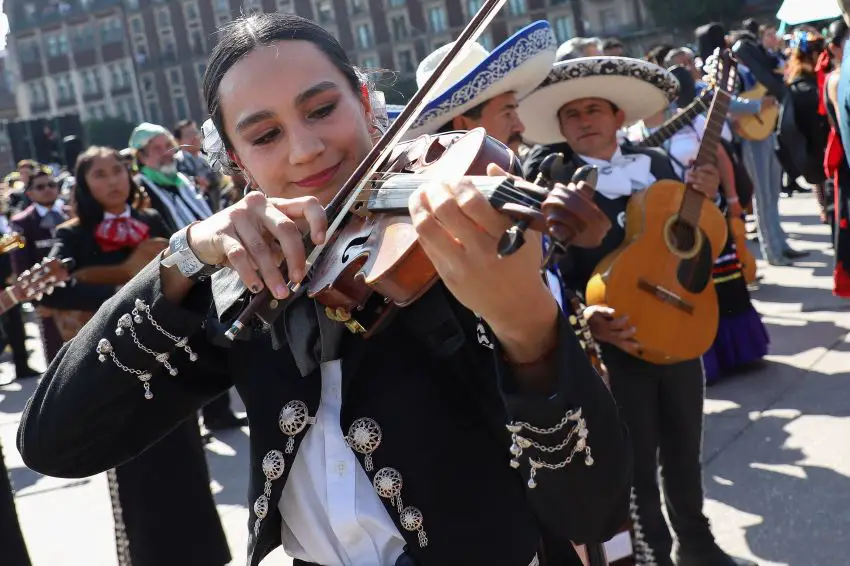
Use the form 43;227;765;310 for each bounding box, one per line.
141;165;181;188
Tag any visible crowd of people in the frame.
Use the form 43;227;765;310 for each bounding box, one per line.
0;6;846;566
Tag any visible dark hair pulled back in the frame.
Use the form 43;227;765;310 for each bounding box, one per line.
203;13;363;170
74;146;140;227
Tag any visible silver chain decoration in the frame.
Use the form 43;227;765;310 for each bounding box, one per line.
507;408;593;489
131;299;199;362
370;466;428;548
115;314;179;376
96;339;154;400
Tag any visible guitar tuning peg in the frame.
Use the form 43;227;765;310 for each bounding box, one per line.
45;286;55;295
33;262;41;270
35;293;43;301
55;281;67;288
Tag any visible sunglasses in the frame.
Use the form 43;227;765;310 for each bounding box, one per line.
31;181;58;191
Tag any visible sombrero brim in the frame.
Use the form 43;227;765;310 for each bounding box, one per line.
404;21;557;139
519;57;679;145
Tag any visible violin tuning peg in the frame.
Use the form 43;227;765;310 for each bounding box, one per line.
497;224;527;258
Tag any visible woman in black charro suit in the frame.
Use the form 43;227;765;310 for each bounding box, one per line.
40;146;231;566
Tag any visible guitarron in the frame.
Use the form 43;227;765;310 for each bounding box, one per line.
585;52;737;364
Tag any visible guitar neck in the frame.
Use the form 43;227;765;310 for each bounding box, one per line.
679;89;733;224
0;284;21;317
638;93;711;148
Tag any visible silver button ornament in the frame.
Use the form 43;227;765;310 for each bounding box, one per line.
262;450;286;480
346;417;382;471
97;338;112;362
400;506;428;548
373;467;404;513
278;400;315;454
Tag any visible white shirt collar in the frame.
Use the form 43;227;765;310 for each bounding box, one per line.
103;205;132;220
34;199;65;217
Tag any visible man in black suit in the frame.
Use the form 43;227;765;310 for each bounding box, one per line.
10;169;66;366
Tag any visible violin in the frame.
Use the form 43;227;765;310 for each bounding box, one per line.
225;129;610;339
223;0;611;340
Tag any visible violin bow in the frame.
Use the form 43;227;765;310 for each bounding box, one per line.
226;0;508;340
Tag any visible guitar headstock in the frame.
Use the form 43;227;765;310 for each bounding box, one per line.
15;257;72;302
712;48;738;94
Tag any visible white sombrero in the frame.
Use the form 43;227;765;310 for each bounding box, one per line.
403;20;557;139
518;56;680;145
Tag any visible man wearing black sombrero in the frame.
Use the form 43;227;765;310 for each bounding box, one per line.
518;57;754;566
400;20;557;154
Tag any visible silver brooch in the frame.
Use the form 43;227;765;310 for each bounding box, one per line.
278;400;316;454
346;417;382;471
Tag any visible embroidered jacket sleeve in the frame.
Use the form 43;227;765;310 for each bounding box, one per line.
481;311;631;544
17;260;232;478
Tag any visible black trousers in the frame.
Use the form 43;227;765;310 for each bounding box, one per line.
201;390;235;424
0;440;32;566
1;304;31;373
602;346;717;565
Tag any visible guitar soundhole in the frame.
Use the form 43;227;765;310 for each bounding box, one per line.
668;218;697;254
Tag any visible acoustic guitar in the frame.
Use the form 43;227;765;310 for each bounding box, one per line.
733;82;778;141
584;52;737;365
0;257;71;316
637;88;713;150
45;238;168;341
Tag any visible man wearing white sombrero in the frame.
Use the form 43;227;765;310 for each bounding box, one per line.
518;57;753;566
403;20;556;154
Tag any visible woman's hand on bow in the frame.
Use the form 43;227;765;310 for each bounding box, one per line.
186;191;327;298
409;164;558;366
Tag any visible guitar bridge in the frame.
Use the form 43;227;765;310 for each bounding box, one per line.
637;279;694;314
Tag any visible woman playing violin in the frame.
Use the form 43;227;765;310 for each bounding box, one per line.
18;14;629;566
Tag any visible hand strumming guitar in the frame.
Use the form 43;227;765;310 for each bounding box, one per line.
583;305;641;355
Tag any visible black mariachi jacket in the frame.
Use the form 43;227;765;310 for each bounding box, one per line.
543;145;679;295
17;261;631;566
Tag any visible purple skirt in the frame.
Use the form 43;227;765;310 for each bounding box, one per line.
702;305;770;384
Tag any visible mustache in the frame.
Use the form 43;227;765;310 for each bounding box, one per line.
508;133;524;146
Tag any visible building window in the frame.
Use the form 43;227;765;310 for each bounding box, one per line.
349;0;366;14
46;34;68;58
215;0;230;11
427;6;447;33
56;74;75;102
276;0;294;11
360;57;377;68
507;0;526;16
388;0;405;6
174;95;189;120
243;0;262;14
130;16;144;35
356;24;373;49
24;3;36;21
315;0;334;24
553;16;573;43
125;0;139;9
467;0;482;18
101;18;124;44
169;68;183;85
184;1;200;20
390;15;407;41
141;74;156;93
147;101;161;125
599;9;618;32
156;7;171;28
396;49;414;73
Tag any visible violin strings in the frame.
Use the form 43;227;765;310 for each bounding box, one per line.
352;176;547;207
